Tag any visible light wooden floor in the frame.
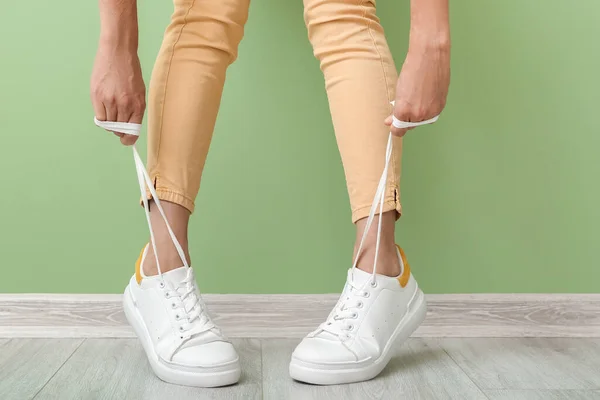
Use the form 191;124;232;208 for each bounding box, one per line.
2;338;600;400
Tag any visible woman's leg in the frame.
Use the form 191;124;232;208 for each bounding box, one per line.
143;0;250;275
290;0;427;385
123;0;250;388
304;0;402;276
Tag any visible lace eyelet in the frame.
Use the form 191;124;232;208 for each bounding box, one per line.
179;326;184;332
357;301;364;308
363;291;370;298
171;303;177;309
175;314;180;320
347;324;354;331
180;335;184;339
370;280;378;288
159;282;165;289
352;312;358;319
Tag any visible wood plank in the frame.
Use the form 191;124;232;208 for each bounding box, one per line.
261;338;487;400
2;294;600;338
484;390;600;400
1;326;134;338
422;294;600;338
35;338;262;400
441;338;600;390
0;339;83;400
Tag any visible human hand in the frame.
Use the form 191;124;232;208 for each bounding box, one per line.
385;45;450;137
90;43;146;145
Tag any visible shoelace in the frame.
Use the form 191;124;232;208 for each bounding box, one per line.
166;268;215;336
320;278;369;339
94;118;212;337
320;109;440;339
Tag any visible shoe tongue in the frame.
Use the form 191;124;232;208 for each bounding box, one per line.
349;267;373;287
314;268;374;342
158;266;218;346
158;267;221;348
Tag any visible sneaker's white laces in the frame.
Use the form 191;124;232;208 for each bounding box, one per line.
165;268;214;335
321;278;369;338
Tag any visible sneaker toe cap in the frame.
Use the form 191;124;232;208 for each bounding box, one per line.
172;340;239;368
292;337;357;364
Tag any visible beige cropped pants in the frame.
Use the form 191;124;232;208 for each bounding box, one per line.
146;0;402;222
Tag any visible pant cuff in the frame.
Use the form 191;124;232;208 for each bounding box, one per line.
140;176;196;214
351;189;401;223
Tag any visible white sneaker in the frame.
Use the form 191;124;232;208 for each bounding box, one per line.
124;147;240;387
290;131;426;384
123;246;241;387
289;245;426;385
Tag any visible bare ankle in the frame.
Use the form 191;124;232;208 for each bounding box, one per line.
143;242;191;276
354;211;399;277
355;244;400;277
143;199;191;276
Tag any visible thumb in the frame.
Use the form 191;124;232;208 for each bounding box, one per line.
384;115;408;136
120;134;139;146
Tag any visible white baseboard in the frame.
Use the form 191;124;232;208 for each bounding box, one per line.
1;293;599;338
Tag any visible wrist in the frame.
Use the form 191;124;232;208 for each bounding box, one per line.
99;30;139;52
99;15;139;51
408;30;450;53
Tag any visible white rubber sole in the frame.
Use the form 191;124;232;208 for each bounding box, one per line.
123;286;241;388
289;289;427;385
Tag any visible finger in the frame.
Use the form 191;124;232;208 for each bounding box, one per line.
115;107;139;145
129;95;146;124
396;107;433;124
394;108;414;124
391;104;413;136
120;134;138;146
390;115;419;136
92;96;107;122
391;127;408;137
385;115;407;136
113;132;125;138
129;109;145;124
117;95;144;146
116;108;132;123
116;93;138;123
103;100;117;122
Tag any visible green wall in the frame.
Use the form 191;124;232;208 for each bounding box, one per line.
1;1;598;294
